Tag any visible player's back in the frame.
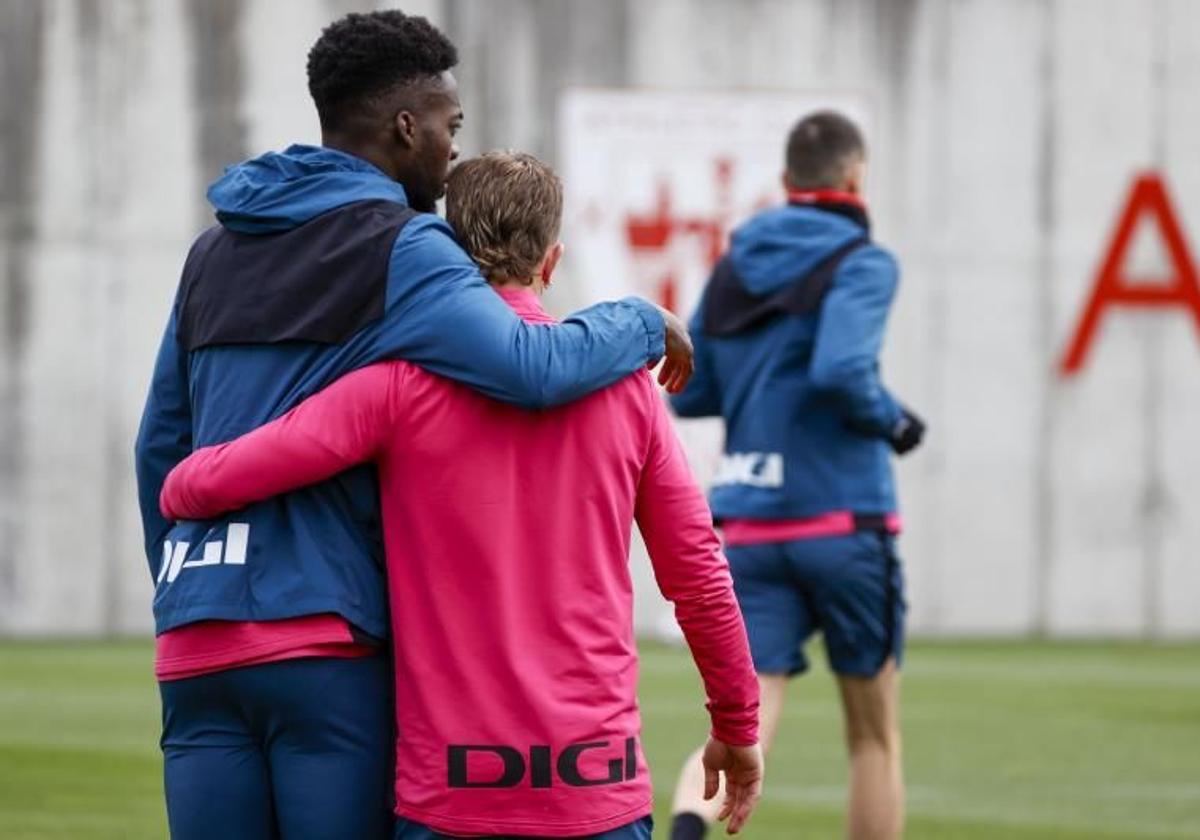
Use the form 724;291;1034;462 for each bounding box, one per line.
677;202;899;520
374;289;658;836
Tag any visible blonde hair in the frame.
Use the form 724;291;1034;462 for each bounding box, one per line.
446;151;564;283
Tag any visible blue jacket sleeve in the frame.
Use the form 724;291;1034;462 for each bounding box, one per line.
809;246;904;437
371;216;665;409
133;307;192;579
670;291;722;418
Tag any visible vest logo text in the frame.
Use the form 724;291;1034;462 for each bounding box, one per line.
157;524;250;585
712;452;784;488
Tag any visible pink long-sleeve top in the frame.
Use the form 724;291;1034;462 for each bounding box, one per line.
160;287;758;837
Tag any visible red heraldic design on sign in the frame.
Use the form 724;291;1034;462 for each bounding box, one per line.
1060;172;1200;375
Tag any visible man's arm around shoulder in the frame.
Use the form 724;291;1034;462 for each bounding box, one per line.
370;217;691;409
160;363;404;522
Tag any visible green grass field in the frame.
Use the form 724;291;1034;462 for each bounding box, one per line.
1;640;1198;839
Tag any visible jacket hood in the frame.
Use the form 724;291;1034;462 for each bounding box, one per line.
207;144;409;234
729;204;866;295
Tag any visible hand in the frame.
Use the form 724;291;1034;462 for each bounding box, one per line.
701;736;763;835
654;305;694;394
890;407;926;455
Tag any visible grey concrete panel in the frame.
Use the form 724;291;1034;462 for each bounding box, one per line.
0;0;45;619
2;0;1199;636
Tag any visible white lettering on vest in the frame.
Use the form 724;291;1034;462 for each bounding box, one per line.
158;524;250;586
712;452;784;488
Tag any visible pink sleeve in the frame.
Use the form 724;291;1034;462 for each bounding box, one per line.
634;378;760;746
160;363;403;521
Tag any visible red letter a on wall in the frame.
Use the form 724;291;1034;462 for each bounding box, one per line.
1060;172;1200;375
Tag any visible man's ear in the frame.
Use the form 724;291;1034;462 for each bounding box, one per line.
394;110;418;149
541;242;565;286
780;170;793;192
843;158;866;195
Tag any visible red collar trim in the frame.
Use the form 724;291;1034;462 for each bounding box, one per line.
786;189;867;209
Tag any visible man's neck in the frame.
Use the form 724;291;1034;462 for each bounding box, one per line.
321;135;398;181
489;278;544;296
489;282;556;324
785;187;866;209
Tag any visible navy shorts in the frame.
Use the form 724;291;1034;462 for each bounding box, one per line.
393;816;653;839
160;654;394;840
727;531;905;678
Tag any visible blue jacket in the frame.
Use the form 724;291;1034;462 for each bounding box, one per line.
135;144;664;637
672;202;902;520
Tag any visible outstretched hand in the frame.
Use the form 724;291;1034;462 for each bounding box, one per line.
701;736;764;835
654;305;695;394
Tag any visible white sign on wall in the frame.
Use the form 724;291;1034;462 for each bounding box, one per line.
559;89;872;322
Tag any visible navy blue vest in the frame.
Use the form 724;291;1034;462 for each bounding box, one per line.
703;202;869;337
178;200;417;349
153;201;417;637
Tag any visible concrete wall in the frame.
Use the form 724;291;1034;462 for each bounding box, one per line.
1;0;1198;636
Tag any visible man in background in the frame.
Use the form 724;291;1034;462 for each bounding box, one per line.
667;111;924;840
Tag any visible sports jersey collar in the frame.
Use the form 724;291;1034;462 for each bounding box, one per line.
785;188;865;208
786;188;870;232
495;286;557;324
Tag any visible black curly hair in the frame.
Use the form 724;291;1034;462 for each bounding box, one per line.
307;10;458;133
